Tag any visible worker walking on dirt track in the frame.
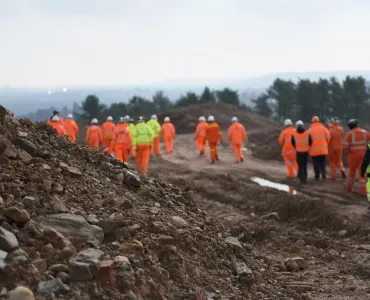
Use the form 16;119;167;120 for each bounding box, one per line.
360;144;370;208
205;116;223;164
195;116;208;156
328;117;346;180
308;116;330;180
228;117;247;163
147;115;162;156
112;117;132;162
135;117;153;174
128;118;137;159
162;117;176;153
64;114;79;143
279;119;298;179
86;118;102;150
49;115;67;136
101;116;115;154
291;120;312;184
344;119;370;196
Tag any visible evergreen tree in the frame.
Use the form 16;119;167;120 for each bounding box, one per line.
199;87;216;103
216;88;240;106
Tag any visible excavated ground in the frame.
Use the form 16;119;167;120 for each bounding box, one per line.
149;133;370;300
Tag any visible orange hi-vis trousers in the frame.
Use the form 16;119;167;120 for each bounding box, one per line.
137;144;150;174
164;136;173;153
115;145;130;162
88;140;100;150
209;142;219;162
328;148;344;179
196;137;206;154
130;148;136;159
283;154;298;179
150;137;161;156
232;142;243;162
346;153;367;195
103;139;114;154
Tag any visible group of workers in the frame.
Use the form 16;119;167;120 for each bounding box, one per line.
47;111;79;142
279;116;370;206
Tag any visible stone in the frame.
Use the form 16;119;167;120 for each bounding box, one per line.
339;230;347;237
0;287;7;297
18;131;29;138
49;264;69;273
22;196;40;208
13;255;28;265
60;246;76;260
50;195;67;213
97;260;115;287
0;250;7;269
59;162;69;170
67;166;82;177
117;173;125;183
224;236;242;248
0;141;6;155
121;199;133;209
42;164;51;170
39;214;104;246
0;226;19;251
11;138;37;156
68;248;104;281
284;258;300;272
8;286;35;300
43;228;72;250
17;149;33;162
4;207;30;223
329;249;340;256
43;180;52;192
261;212;281;221
96;220;124;236
295;239;305;247
170;216;189;228
37;278;68;295
52;182;64;194
114;255;130;267
13;249;29;259
0;135;17;158
87;214;99;224
123;169;141;187
0;196;3;207
33;258;48;273
57;272;70;283
235;262;255;286
292;257;306;269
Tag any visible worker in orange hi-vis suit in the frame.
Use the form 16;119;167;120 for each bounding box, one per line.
47;110;64;128
85;118;102;150
112;118;132;162
328;117;346;180
49;115;67;136
278;119;298;179
64;114;79;143
205;115;223;164
195;116;208;156
162;117;176;153
101;116;115;154
228;116;247;163
343;119;370;196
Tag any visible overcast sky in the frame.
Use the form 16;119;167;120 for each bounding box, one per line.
1;0;370;88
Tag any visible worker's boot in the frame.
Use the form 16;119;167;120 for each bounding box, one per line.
216;156;219;161
240;157;244;162
341;171;346;179
322;174;326;180
199;151;204;157
211;160;215;164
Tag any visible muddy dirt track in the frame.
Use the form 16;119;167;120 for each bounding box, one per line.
149;133;370;299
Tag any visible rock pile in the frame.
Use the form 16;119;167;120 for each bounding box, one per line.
0;106;257;299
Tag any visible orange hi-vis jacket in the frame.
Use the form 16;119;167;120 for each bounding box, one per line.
86;125;102;143
278;127;296;157
162;123;176;138
195;121;208;138
308;123;330;156
293;131;310;152
206;122;222;143
227;122;247;143
47;116;64;128
343;127;370;155
113;124;132;148
101;121;115;140
64;119;79;140
50;122;66;136
328;125;344;150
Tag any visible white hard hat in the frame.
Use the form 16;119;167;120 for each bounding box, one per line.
199;116;206;122
296;120;304;127
231;116;238;122
284;119;292;126
119;117;125;123
164;117;170;122
67;114;73;119
208;116;215;122
51;115;60;122
124;115;130;121
151;114;157;120
107;116;113;121
91;118;98;124
137;116;145;122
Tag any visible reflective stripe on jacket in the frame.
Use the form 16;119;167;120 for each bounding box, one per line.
228;122;247;143
328;125;343;150
308;123;330;156
147;119;161;137
278;127;296;156
343;127;370;154
162;123;176;138
195;121;208;138
206;122;222;143
128;123;137;150
113;124;132;147
135;123;153;145
101;121;115;139
293;131;309;152
86;125;102;142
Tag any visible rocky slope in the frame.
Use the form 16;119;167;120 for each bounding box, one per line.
0;105;273;299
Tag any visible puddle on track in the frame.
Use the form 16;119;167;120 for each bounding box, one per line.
251;177;299;195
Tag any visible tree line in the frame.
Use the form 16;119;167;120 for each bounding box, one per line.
78;87;249;121
253;76;370;124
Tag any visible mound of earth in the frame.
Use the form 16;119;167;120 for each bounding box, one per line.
158;103;282;160
0;105;281;299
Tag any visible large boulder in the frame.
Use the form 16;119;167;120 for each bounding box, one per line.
37;214;104;246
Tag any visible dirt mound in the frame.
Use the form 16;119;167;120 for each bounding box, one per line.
158;103;282;160
0;106;264;299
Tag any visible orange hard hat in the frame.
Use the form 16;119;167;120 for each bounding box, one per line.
312;116;320;123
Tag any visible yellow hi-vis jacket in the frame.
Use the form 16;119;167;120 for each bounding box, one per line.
128;123;137;150
147;119;161;137
135;122;153;146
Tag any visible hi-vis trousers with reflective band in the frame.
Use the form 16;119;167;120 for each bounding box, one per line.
115;144;130;162
283;153;298;179
136;144;150;174
150;136;161;156
232;142;243;162
328;147;344;179
164;136;174;153
88;140;99;150
196;136;206;153
346;153;367;196
209;142;219;162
